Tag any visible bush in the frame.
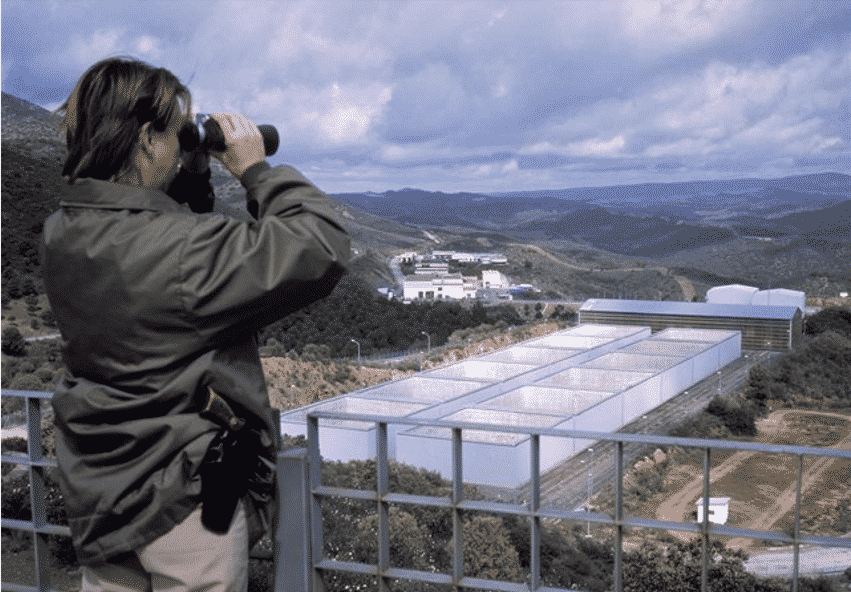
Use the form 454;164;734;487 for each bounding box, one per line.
742;332;851;409
2;327;27;356
449;516;524;583
0;471;76;565
9;373;45;391
805;306;851;338
705;396;757;437
301;343;331;363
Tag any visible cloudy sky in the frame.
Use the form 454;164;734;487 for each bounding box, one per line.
3;0;850;193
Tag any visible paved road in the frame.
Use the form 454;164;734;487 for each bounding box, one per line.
24;333;61;341
743;543;851;577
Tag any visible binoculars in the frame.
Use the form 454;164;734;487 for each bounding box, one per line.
179;113;280;156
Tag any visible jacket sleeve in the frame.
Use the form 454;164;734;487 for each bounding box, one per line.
178;163;350;342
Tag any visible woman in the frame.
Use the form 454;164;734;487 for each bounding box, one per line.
44;56;350;592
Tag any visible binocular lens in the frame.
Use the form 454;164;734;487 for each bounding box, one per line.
179;122;202;153
179;116;279;156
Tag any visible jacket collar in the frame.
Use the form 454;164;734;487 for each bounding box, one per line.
60;178;183;212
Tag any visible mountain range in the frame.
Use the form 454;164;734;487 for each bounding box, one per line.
331;173;850;259
3;91;850;301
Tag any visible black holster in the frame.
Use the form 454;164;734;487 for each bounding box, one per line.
198;388;276;534
200;427;256;534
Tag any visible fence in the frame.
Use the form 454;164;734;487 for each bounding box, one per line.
3;389;851;592
1;390;70;592
281;410;851;592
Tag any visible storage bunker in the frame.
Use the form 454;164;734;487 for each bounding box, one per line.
280;324;741;487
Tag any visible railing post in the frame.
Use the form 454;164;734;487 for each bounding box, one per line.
376;422;391;592
307;416;325;592
274;447;313;592
451;427;464;590
701;447;711;592
27;395;50;592
529;434;540;591
792;454;803;592
614;441;624;592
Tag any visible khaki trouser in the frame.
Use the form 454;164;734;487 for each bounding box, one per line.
81;502;248;592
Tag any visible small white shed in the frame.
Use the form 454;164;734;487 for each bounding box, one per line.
696;497;730;525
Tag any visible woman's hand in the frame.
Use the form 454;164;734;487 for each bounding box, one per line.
208;113;266;178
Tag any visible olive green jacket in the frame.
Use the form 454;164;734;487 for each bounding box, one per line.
43;162;349;565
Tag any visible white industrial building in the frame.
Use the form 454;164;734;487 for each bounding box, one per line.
751;288;805;311
707;284;805;313
482;270;509;289
280;324;741;488
431;251;508;264
402;273;476;300
706;284;759;305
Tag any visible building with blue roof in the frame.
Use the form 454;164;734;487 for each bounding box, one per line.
578;299;802;351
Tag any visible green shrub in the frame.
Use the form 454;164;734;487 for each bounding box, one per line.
0;471;76;565
1;395;25;415
2;327;27;356
805;306;851;338
9;373;45;391
705;396;757;437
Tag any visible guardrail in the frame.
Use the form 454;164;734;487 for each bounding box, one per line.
4;389;851;592
277;410;851;592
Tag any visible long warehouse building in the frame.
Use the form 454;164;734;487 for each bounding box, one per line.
577;299;802;351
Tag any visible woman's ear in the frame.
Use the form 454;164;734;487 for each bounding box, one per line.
136;121;156;157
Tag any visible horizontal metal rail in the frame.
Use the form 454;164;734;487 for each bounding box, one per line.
303;409;851;592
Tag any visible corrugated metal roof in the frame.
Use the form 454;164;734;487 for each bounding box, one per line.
579;298;799;320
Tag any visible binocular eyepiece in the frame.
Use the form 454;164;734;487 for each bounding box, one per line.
179;114;280;156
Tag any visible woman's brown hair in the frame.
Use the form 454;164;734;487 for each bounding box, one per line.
57;56;192;183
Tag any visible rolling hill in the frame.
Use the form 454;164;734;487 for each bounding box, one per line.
3;90;850;304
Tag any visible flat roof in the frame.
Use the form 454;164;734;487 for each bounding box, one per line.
580;298;799;320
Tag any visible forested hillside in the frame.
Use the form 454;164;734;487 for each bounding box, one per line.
259;275;522;356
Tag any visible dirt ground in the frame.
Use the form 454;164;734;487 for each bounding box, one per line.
638;409;851;553
1;295;57;339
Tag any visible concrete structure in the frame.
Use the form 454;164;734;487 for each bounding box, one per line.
431;251;507;264
751;288;805;312
403;273;474;300
281;323;742;488
707;284;806;314
696;497;730;525
482;270;509;289
415;261;449;275
578;299;801;351
706;284;759;305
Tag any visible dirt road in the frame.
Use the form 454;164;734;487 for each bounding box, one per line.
654;410;851;551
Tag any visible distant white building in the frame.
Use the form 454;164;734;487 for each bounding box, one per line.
707;284;805;313
430;251;508;264
706;284;759;305
751;288;805;312
482;270;509;289
403;274;475;300
696;497;730;525
415;261;449;275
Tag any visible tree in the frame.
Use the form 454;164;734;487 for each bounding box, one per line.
352;507;428;570
448;515;524;583
804;306;851;339
623;539;760;592
2;327;28;357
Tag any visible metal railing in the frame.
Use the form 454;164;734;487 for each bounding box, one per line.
274;410;851;592
4;389;851;592
1;390;71;592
